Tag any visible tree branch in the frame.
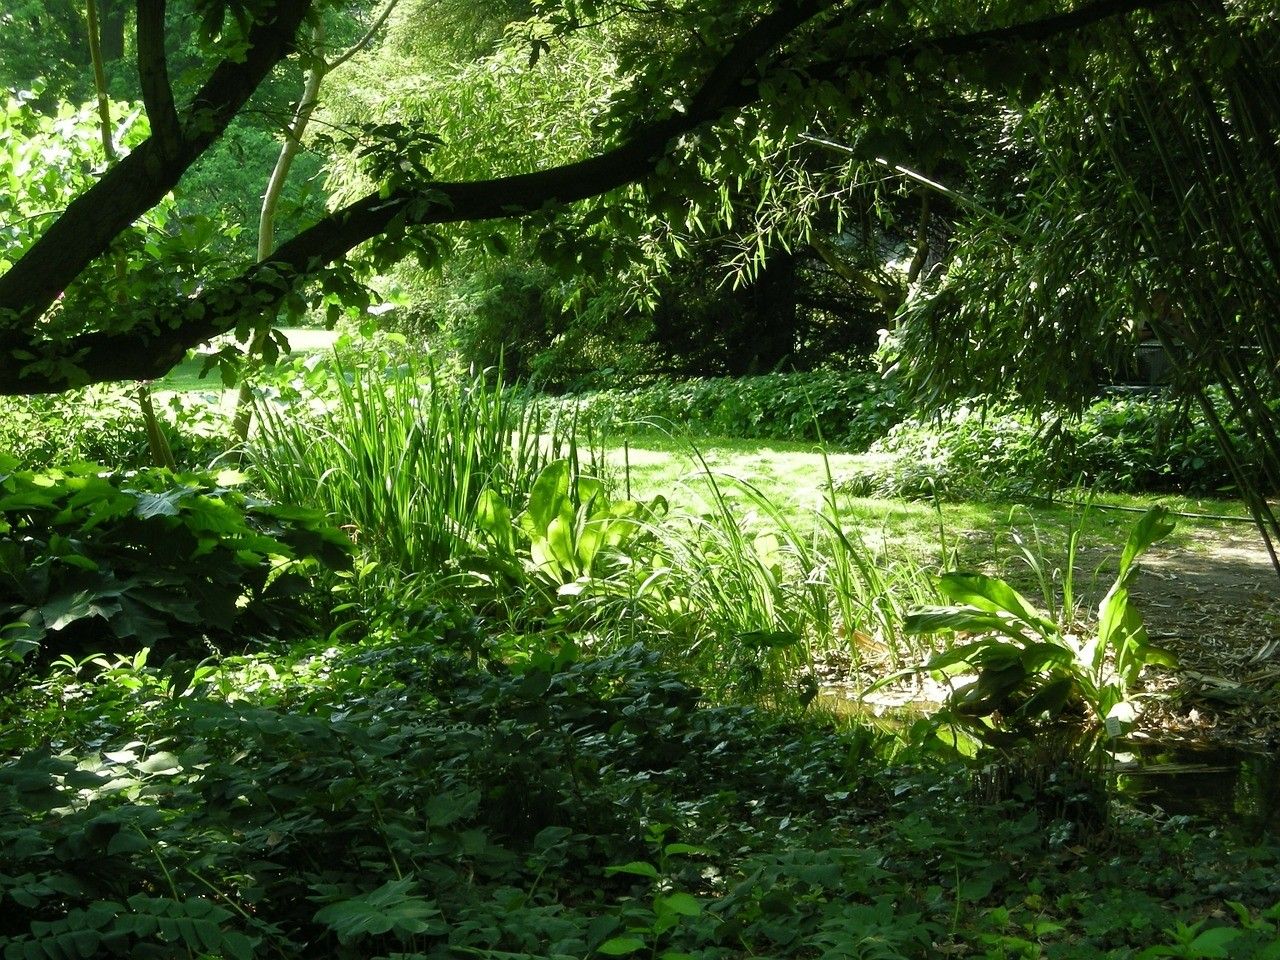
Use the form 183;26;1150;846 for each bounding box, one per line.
136;0;181;158
0;0;1190;394
0;0;314;330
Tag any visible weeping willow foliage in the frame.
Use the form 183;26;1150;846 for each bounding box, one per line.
899;1;1280;570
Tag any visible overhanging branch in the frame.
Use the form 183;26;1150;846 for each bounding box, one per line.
0;0;314;329
0;0;1190;394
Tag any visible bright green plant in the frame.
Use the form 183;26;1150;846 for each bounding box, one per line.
482;458;666;594
599;823;708;958
899;506;1177;747
252;352;597;585
0;457;350;676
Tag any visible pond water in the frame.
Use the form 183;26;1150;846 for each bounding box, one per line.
1113;742;1280;838
817;690;1279;836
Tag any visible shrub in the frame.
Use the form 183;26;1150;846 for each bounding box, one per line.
842;393;1264;499
0;388;231;470
0;459;350;677
536;370;906;451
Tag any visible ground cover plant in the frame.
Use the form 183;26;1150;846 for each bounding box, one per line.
848;395;1272;501
0;458;350;680
3;624;1280;960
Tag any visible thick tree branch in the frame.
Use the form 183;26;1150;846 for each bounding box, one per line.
0;0;313;329
136;0;181;158
0;0;1189;394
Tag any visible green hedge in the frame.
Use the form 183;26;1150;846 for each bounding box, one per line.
843;393;1264;499
541;372;1263;498
537;370;905;452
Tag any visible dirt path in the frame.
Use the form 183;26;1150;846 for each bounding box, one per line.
1129;528;1280;747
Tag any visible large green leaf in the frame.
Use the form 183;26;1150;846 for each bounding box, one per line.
525;459;572;537
905;606;1032;643
38;589;120;632
1116;505;1175;580
936;572;1055;635
313;878;445;943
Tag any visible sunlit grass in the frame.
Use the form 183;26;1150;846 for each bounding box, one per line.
605;431;1260;608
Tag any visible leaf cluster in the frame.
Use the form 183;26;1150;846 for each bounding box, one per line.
3;623;1280;958
0;459;351;676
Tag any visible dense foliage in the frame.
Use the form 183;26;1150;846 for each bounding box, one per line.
540;373;1249;498
0;460;350;678
0;389;229;470
848;395;1269;500
3;629;1280;959
535;371;905;451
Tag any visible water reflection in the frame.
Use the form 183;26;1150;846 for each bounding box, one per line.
1113;743;1280;838
817;689;1279;836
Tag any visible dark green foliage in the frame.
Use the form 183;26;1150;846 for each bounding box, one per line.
847;394;1264;501
403;261;570;383
540;370;906;451
0;460;350;673
2;630;1278;959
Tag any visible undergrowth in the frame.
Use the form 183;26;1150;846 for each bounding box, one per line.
2;629;1278;959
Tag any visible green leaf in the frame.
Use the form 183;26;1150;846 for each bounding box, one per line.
312;878;443;943
598;936;647;956
655;892;701;917
905;607;1030;643
137;751;182;776
39;590;121;632
920;637;1012;671
526;459;572;536
936;572;1054;634
1116;506;1175;579
133;488;189;519
1187;926;1242;957
604;861;660;879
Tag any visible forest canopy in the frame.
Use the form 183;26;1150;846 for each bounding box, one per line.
0;0;1206;395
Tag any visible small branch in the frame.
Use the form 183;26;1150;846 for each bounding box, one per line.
800;133;1025;236
324;0;401;73
86;0;116;160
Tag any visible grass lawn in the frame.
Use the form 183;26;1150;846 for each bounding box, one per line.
154;326;339;396
605;430;1260;592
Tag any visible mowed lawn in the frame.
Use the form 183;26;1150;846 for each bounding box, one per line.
154;327;340;397
603;432;1257;582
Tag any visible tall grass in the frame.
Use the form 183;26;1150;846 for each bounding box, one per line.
623;440;939;700
253;361;939;704
251;355;594;582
